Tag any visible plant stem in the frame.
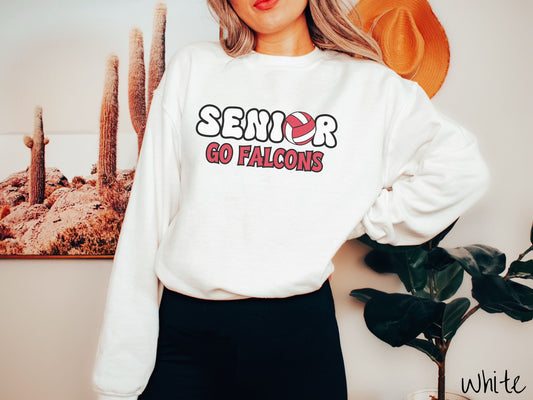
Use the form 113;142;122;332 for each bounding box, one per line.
457;304;480;330
449;304;481;336
438;358;446;400
517;244;533;262
504;244;533;280
434;338;449;400
462;304;480;321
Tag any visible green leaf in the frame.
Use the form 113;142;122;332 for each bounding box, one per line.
442;298;471;340
415;262;464;302
414;288;432;299
472;275;533;322
350;288;386;304
363;248;429;293
363;250;398;274
406;338;444;363
511;281;533;307
357;234;419;253
442;245;506;277
396;248;429;293
423;321;442;340
530;221;533;245
421;218;459;251
507;260;533;280
363;293;445;347
433;262;465;301
427;247;457;271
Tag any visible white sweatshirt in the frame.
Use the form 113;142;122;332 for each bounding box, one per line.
92;41;490;399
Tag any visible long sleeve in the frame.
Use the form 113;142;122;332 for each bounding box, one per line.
91;73;181;400
349;77;490;246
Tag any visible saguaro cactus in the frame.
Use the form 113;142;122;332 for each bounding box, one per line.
147;2;166;114
98;53;119;197
23;106;50;205
129;27;147;156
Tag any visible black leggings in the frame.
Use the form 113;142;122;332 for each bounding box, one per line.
138;279;347;400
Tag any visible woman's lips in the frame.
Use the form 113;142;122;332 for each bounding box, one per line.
253;0;279;11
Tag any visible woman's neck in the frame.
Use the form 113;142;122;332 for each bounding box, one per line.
254;13;315;56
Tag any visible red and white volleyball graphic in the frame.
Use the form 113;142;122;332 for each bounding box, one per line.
283;112;316;145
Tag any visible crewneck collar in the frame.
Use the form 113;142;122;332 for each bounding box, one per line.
243;46;324;68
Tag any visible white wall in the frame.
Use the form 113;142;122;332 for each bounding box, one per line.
1;1;532;399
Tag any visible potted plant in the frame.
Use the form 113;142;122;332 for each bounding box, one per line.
350;220;533;400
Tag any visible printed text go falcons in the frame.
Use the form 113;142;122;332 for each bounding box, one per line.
195;105;338;173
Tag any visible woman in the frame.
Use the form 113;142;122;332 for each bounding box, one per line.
92;1;490;399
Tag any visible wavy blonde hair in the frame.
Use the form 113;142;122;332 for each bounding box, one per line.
206;0;383;63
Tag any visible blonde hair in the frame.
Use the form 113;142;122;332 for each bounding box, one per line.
206;0;383;63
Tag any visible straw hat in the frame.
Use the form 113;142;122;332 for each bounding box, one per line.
350;0;450;98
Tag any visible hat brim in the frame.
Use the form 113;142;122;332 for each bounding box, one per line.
352;0;450;98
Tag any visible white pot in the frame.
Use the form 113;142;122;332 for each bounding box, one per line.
405;389;470;400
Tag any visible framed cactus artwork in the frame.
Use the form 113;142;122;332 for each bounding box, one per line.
0;1;218;258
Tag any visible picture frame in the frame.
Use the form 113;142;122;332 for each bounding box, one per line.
0;1;217;258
